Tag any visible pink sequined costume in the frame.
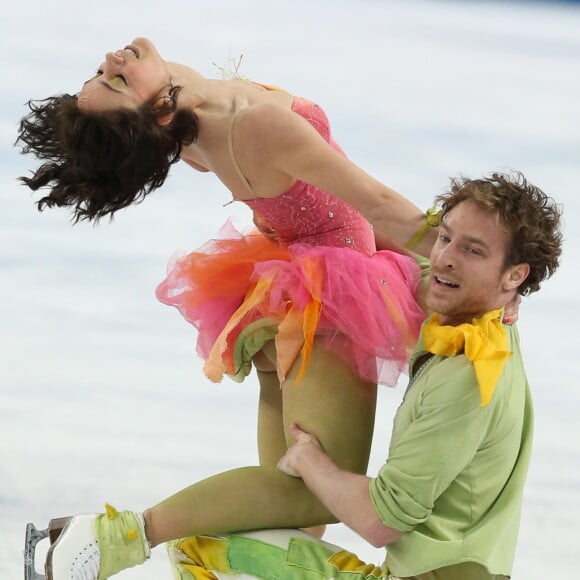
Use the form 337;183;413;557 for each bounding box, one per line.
156;96;425;386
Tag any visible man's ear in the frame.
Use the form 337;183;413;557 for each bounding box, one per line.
504;262;530;291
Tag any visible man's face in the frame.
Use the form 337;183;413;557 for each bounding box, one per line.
425;200;527;326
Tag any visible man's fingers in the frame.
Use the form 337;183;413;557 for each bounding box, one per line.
288;422;304;439
277;455;300;478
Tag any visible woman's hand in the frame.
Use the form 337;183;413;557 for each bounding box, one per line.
503;293;522;324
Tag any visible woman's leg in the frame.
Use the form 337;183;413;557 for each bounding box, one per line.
254;343;329;538
281;340;377;475
253;342;287;467
144;337;378;547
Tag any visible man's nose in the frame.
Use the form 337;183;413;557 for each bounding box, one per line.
434;244;455;269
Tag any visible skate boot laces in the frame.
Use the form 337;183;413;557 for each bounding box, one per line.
69;540;100;580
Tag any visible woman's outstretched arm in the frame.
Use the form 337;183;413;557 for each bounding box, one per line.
232;102;438;257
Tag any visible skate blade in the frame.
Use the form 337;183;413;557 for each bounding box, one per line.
24;523;49;580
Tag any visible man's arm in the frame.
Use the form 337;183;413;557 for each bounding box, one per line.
277;423;402;548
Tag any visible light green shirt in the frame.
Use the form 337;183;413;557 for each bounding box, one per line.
369;324;533;577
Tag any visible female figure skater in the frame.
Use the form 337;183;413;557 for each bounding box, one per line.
17;37;439;579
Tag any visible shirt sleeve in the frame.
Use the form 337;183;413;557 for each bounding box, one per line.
369;358;492;532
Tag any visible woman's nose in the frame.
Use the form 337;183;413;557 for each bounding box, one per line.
103;51;125;71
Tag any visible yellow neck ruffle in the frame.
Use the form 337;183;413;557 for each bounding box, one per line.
421;308;512;407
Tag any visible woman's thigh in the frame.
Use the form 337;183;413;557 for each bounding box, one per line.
281;337;377;474
254;336;378;473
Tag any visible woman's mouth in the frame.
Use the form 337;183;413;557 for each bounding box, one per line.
123;45;139;58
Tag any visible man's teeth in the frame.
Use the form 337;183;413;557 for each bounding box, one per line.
124;47;138;57
436;276;459;288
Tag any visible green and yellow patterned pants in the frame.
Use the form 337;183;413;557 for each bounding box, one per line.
167;529;508;580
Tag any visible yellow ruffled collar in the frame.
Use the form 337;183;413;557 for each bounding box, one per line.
421;308;512;407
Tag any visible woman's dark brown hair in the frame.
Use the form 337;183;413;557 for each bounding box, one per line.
16;86;198;222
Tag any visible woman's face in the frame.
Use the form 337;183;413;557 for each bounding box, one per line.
78;37;170;112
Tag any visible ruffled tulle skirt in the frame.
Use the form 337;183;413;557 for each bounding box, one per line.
156;222;426;387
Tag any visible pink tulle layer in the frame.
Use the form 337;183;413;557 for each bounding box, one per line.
156;226;425;387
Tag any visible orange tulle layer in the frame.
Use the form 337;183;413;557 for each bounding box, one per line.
156;223;426;386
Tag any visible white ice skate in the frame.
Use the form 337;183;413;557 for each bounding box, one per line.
25;514;100;580
47;515;101;579
24;505;149;580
